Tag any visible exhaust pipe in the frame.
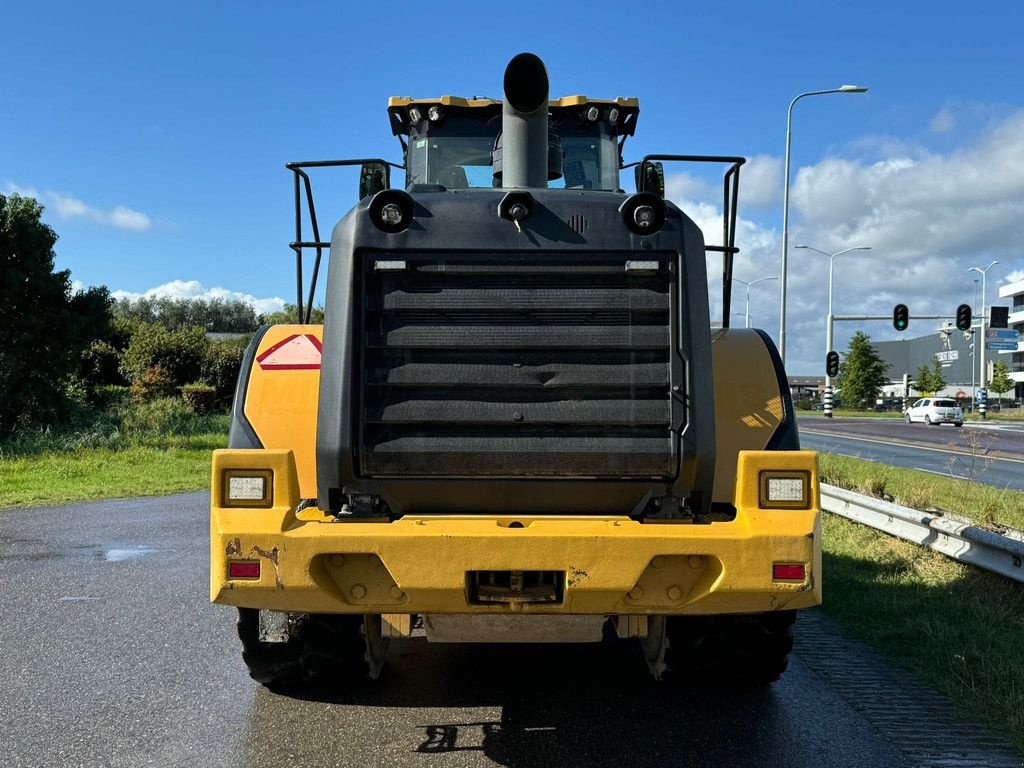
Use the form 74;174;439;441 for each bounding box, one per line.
495;53;560;188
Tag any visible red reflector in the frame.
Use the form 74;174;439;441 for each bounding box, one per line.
773;563;805;581
228;561;260;579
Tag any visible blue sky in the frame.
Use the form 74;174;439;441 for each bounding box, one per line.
4;1;1024;374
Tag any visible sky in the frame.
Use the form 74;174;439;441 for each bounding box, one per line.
4;0;1024;375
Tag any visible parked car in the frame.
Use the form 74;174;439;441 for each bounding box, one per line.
904;398;964;427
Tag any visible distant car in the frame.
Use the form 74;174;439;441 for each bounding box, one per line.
904;398;964;427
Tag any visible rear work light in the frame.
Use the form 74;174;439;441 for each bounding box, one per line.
228;561;261;579
221;469;274;508
758;470;811;509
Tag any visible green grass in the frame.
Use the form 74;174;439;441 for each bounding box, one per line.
0;432;226;508
818;453;1024;531
822;513;1024;753
0;407;229;509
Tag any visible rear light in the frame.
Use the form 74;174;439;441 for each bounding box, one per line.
773;563;806;581
228;561;260;579
758;470;811;509
221;469;273;508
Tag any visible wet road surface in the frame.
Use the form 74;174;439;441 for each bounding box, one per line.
1;493;1020;767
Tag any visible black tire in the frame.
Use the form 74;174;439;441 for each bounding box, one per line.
925;416;934;426
905;414;912;424
237;609;389;689
639;611;796;687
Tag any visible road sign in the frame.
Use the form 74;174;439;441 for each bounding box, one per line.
986;329;1019;341
987;341;1018;351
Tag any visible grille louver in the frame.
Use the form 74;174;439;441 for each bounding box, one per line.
358;252;675;478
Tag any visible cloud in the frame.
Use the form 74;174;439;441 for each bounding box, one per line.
111;280;286;316
3;182;151;232
662;109;1024;376
929;107;955;134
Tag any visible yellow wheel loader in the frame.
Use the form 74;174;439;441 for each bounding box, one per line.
211;52;820;688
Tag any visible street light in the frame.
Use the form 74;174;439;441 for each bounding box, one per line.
733;275;778;328
968;260;1000;419
795;244;871;418
779;84;869;365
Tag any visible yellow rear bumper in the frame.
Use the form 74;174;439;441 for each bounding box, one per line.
210;449;821;615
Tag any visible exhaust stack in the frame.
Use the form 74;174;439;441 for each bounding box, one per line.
495;53;560;188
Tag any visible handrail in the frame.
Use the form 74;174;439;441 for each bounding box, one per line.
638;155;745;329
286;159;402;323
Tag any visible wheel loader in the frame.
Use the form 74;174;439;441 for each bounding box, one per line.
211;52;820;687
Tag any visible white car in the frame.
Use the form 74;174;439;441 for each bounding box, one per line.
904;398;964;427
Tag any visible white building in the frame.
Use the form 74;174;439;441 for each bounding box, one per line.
997;279;1024;400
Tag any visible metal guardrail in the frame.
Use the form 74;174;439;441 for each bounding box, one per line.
821;483;1024;583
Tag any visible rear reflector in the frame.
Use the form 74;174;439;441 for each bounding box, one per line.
772;563;805;581
228;561;260;579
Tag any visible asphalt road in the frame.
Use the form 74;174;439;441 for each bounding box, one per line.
800;417;1024;490
1;493;1020;768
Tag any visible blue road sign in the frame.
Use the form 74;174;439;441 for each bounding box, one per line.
986;329;1019;341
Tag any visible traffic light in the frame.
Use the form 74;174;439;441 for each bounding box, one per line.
955;304;972;331
893;304;909;331
826;351;840;377
991;306;1009;329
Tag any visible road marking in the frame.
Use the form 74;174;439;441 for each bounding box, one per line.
913;466;964;480
801;429;1024;465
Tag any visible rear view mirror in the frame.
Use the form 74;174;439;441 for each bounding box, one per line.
359;161;390;199
635;161;665;198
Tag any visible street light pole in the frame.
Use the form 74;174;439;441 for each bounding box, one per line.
733;275;778;328
795;244;871;418
779;84;868;366
969;261;1000;419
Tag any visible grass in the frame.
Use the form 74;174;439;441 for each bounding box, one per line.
0;407;229;509
822;513;1024;753
818;452;1024;531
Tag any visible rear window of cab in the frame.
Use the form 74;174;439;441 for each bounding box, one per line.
934;399;959;408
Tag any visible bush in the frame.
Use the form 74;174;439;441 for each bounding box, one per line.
121;397;203;439
122;323;209;394
181;383;216;414
201;337;248;404
130;364;177;403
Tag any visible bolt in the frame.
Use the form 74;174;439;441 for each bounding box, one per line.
390;586;405;600
628;586;643;600
651;556;665;569
688;555;704;569
329;554;345;567
667;585;682;601
351;584;367;599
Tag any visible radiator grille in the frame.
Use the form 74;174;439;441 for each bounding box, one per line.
358;252;674;478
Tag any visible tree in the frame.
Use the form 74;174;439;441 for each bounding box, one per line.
915;359;946;395
990;360;1013;404
260;303;325;325
0;194;113;432
113;296;260;333
913;363;936;395
835;331;891;410
929;359;947;394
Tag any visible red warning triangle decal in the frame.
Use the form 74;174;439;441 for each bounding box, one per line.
256;334;322;370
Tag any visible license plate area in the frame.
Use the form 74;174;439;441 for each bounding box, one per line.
468;570;565;604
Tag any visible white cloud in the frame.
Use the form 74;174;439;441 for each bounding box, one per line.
929;107;955;134
664;109;1024;376
3;182;151;232
112;280;286;316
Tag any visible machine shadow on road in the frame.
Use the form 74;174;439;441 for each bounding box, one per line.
244;638;797;767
